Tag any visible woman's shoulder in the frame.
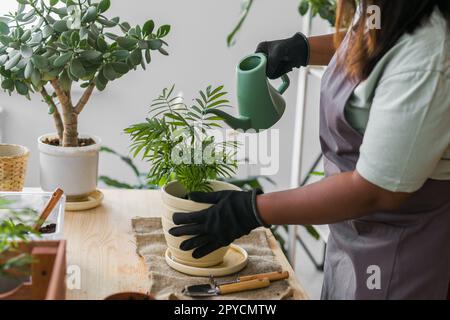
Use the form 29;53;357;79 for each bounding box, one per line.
378;8;450;80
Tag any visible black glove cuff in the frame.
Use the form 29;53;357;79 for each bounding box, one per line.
251;189;271;228
293;32;310;67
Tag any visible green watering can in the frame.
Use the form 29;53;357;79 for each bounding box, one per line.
204;53;290;131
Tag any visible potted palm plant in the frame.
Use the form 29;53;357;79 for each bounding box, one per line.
126;85;241;267
0;0;170;199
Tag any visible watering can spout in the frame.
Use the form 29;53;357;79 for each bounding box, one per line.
203;109;252;131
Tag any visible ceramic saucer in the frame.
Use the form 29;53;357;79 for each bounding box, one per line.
165;244;248;277
65;189;104;211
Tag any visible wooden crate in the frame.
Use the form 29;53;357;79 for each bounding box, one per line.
0;240;66;300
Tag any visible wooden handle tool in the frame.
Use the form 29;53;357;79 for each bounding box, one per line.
218;278;271;295
238;271;289;283
33;188;64;231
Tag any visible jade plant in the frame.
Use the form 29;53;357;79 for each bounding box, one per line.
125;85;239;194
0;198;39;279
227;0;336;46
0;0;170;147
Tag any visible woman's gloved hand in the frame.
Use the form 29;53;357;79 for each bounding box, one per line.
256;32;310;79
169;189;269;259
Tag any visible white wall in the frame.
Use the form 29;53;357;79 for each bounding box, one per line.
0;0;328;191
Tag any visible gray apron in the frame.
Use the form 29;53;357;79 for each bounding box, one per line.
319;42;450;300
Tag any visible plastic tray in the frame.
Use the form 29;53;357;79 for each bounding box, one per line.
0;191;65;240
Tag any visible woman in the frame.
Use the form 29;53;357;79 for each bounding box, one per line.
169;0;450;299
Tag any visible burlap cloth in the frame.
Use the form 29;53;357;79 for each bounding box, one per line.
132;217;293;300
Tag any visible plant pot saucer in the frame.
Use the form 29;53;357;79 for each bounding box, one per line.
65;189;104;211
165;244;248;277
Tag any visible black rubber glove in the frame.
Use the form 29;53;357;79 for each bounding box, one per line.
169;189;269;259
256;32;310;79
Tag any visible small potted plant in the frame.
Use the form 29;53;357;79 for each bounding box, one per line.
126;85;241;267
0;198;36;294
0;197;66;299
0;0;170;199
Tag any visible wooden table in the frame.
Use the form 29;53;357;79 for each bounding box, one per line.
64;189;308;300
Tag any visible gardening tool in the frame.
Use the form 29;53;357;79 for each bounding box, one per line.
33;188;64;231
182;270;289;297
182;278;270;297
213;270;289;286
203;53;290;131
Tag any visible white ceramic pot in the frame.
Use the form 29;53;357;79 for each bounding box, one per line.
161;180;241;268
38;133;101;198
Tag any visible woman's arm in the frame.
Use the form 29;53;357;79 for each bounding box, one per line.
308;33;338;66
257;170;411;225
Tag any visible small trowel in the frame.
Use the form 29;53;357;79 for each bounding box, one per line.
182;271;289;297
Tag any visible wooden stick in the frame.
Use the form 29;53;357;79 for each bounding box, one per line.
33;188;64;231
239;271;289;283
218;278;270;295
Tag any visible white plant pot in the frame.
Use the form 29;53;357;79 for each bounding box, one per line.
38;133;101;198
161;180;241;268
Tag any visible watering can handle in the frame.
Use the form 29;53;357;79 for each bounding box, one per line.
277;74;290;95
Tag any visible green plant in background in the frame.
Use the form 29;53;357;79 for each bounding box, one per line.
125;85;239;194
99;146;158;190
227;0;336;46
0;198;40;278
0;0;170;147
99;146;276;191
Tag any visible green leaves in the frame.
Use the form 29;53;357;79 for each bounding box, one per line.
53;52;73;67
299;0;310;15
129;48;142;66
0;22;10;35
70;59;86;78
32;55;50;71
15;80;28;95
20;44;32;58
82;6;98;24
111;62;129;74
102;63;117;81
0;0;171;118
116;37;138;50
4;54;21;70
96;37;108;52
142;20;155;36
53;20;69;33
126;85;237;194
80;50;102;61
1;78;14;90
98;0;111;13
156;25;171;38
24;60;33;78
147;39;162;50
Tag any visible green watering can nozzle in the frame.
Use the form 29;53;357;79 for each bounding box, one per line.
203;108;252;131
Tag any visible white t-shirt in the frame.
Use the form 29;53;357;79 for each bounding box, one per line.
345;8;450;192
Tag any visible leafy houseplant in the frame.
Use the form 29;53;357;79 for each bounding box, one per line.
227;0;336;46
126;85;243;267
0;0;170;197
0;0;170;147
125;84;238;194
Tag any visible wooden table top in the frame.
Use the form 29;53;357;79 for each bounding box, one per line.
64;189;308;300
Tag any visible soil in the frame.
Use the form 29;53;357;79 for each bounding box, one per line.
39;223;57;234
42;137;96;147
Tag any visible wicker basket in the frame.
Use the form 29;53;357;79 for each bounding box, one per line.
0;144;29;191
